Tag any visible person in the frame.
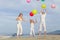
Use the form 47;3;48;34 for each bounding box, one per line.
16;13;25;36
39;9;47;36
30;19;37;37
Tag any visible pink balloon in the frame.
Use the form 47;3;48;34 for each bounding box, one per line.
51;4;56;8
26;0;31;3
37;0;40;1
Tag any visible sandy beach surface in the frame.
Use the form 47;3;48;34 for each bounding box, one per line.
0;35;60;40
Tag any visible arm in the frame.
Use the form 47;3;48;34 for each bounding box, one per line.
16;17;19;21
45;9;48;14
45;9;48;15
34;19;37;24
22;18;27;22
40;10;42;15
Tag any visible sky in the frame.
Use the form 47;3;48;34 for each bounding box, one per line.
0;0;60;35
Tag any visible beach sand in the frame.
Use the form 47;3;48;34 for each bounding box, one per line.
0;35;60;40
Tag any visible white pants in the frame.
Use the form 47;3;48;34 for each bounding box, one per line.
39;21;46;32
17;23;22;36
30;23;35;36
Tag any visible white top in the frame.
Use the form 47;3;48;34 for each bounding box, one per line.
17;20;22;25
18;20;22;23
31;23;34;27
40;12;46;22
17;17;23;24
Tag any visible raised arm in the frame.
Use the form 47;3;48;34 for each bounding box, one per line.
40;10;42;15
45;9;48;13
34;19;37;24
22;17;28;22
16;17;18;21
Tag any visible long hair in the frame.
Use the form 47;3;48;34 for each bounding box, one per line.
30;19;34;23
18;13;23;17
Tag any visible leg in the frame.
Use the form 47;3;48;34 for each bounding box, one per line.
43;22;47;36
20;25;23;36
39;22;42;36
32;28;35;37
17;24;19;36
30;28;32;36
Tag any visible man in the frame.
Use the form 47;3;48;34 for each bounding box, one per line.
39;9;47;36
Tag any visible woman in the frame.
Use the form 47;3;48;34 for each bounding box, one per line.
16;13;24;36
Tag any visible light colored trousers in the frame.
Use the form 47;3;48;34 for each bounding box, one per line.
39;21;46;32
17;22;22;36
30;23;35;36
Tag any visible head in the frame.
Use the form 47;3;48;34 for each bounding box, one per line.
18;13;23;17
30;19;34;23
41;9;46;14
42;12;45;14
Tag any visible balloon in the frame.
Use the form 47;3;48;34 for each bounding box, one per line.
37;0;40;1
32;9;38;15
41;0;45;2
41;4;46;9
30;12;34;16
51;4;56;8
26;0;31;3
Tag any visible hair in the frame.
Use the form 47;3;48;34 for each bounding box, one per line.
42;12;45;14
30;19;34;23
18;13;23;17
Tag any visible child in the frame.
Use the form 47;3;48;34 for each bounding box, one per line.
30;19;37;37
16;13;24;36
39;9;47;36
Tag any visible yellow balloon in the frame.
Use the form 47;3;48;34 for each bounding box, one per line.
41;4;46;9
32;9;37;15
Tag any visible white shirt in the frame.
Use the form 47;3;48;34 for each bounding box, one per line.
31;23;34;28
17;18;23;24
40;12;46;22
17;20;22;25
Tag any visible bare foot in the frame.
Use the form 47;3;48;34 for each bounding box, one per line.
44;31;46;36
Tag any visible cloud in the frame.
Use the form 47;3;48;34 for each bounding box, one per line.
0;0;60;15
0;0;60;34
